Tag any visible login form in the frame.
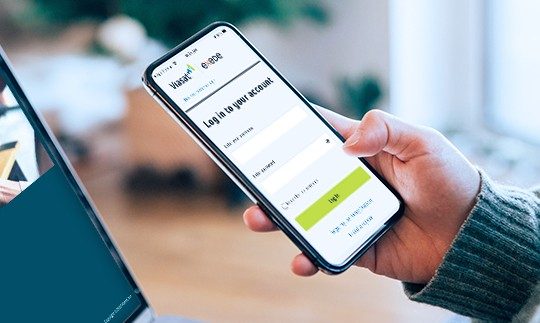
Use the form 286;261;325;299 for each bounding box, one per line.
151;26;401;265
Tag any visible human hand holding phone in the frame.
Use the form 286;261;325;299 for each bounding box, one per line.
144;23;407;273
244;107;481;284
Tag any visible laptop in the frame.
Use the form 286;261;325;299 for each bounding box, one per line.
0;48;190;322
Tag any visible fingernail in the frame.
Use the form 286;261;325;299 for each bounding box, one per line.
343;133;360;149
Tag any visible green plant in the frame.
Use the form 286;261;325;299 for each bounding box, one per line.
27;0;328;45
339;75;382;118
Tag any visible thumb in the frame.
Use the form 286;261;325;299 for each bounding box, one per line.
312;104;360;139
343;110;430;161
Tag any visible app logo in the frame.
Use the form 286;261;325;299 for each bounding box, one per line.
168;64;195;89
201;53;223;69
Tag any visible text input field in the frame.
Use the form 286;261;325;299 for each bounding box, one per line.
231;106;306;164
261;134;337;194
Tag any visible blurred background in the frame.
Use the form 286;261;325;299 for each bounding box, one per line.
1;0;539;321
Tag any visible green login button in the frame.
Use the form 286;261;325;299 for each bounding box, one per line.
295;167;370;231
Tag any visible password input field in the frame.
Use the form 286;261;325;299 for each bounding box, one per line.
261;134;336;194
231;106;306;164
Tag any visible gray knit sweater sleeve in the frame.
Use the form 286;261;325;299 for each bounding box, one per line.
403;171;540;321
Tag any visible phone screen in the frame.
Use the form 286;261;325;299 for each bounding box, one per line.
149;25;401;266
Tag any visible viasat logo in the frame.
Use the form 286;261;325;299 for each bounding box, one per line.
168;64;196;89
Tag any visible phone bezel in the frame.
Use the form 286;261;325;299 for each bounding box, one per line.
142;21;405;274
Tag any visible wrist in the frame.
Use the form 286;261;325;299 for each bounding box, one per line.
403;170;540;320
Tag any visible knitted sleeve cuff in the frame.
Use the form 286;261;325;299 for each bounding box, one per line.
403;170;540;321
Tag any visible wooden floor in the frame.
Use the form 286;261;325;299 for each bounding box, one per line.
80;169;454;322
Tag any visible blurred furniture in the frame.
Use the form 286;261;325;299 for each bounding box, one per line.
123;88;221;188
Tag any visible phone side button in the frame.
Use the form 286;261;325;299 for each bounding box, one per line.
142;83;156;98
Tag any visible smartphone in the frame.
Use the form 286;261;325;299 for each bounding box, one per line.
142;22;404;274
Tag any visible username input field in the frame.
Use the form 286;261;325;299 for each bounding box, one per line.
231;106;306;164
261;134;337;194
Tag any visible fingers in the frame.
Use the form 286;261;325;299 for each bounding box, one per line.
291;254;319;276
312;104;360;139
313;106;429;162
243;206;278;232
354;245;377;273
243;206;319;276
343;109;428;161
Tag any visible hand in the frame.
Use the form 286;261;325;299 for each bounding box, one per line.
243;108;480;284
